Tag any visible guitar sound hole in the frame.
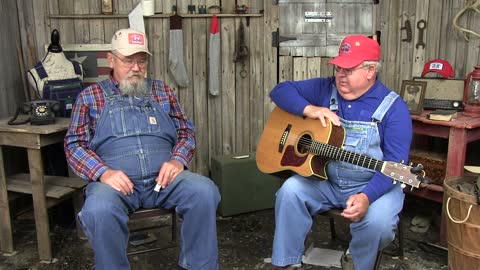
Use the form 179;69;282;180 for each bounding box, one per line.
297;134;311;154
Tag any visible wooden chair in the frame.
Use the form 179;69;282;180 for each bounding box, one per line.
127;207;177;256
318;208;403;270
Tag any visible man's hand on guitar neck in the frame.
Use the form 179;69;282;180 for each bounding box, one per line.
303;105;341;127
341;192;370;222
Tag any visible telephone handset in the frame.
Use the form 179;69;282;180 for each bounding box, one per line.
8;100;60;125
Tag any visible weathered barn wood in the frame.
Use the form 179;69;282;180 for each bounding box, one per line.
0;1;26;117
2;0;479;176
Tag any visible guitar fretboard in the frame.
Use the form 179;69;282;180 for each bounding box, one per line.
305;138;384;171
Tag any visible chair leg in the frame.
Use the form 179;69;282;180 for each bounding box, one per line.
72;190;86;240
374;250;383;270
171;212;177;242
329;217;337;241
397;218;404;258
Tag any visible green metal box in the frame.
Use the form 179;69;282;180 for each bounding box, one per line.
211;152;282;216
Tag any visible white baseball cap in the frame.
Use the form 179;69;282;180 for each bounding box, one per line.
111;28;152;56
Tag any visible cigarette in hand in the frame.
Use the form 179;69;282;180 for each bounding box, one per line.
154;183;163;192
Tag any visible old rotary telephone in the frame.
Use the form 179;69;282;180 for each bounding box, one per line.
8;100;60;125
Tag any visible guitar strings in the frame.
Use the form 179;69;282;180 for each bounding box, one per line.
293;136;383;171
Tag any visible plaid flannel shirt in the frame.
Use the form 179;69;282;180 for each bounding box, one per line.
64;77;195;181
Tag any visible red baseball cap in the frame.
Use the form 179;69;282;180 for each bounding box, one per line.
328;35;381;69
421;59;454;78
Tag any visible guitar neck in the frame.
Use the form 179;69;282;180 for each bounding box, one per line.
309;140;384;171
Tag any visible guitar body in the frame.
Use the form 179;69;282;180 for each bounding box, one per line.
256;107;345;178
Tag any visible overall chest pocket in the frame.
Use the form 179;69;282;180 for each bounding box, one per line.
343;126;369;155
109;105;163;136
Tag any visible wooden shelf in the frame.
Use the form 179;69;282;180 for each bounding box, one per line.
49;13;263;19
7;173;86;199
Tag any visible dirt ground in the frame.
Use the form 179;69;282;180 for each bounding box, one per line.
0;195;448;270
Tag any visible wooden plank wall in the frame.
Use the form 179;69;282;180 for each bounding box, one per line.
11;0;480;176
0;1;26;118
375;0;480;92
284;0;480;92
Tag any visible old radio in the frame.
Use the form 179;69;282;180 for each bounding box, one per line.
413;77;465;110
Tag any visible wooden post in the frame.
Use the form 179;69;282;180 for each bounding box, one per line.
0;146;14;254
27;148;52;262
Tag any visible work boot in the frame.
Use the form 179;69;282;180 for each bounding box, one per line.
341;250;355;270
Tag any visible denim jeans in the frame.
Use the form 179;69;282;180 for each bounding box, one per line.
78;170;220;270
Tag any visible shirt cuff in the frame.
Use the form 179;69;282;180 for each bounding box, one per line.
361;185;379;204
171;155;189;169
92;164;109;181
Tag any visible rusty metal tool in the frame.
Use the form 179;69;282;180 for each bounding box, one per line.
416;20;427;49
401;20;412;42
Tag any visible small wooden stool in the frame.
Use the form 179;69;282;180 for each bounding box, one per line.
127;207;177;256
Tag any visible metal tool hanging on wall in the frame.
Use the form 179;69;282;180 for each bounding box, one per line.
416;20;427;49
233;19;249;78
401;20;412;42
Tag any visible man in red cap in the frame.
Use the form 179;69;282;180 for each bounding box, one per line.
268;35;412;270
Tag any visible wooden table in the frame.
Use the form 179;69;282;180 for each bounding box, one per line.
408;111;480;246
0;117;86;262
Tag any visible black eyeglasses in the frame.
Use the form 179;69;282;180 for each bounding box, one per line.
112;53;148;69
333;65;369;76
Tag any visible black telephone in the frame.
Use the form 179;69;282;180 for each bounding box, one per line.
8;100;60;125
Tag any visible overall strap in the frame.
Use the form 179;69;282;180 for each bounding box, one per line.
97;80;116;97
72;61;82;76
371;91;399;123
147;79;153;96
33;62;48;79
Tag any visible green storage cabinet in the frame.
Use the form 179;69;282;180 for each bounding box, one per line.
211;152;282;216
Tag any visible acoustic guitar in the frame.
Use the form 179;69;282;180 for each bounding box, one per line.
256;107;429;189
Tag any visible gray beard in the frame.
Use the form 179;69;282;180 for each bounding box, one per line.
118;75;149;97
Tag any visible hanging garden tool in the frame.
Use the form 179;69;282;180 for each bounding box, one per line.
233;19;249;78
209;15;221;96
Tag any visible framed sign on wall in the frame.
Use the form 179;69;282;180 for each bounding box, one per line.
400;80;427;115
45;44;112;88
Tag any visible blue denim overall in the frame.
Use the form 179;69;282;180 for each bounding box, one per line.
78;79;220;270
33;61;83;117
271;89;405;270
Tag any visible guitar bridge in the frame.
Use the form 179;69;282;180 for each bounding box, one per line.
279;124;291;153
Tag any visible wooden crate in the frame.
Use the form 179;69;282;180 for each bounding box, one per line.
409;150;447;185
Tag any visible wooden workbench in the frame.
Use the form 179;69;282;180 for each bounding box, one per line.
0;116;86;262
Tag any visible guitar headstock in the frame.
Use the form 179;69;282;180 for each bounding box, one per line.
382;161;430;188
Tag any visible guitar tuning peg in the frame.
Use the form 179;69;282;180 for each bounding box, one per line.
410;164;424;174
401;183;406;189
420;176;432;184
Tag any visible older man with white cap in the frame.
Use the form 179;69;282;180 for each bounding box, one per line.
268;35;413;270
65;28;220;270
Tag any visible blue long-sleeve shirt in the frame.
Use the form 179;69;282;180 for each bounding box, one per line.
270;77;412;203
